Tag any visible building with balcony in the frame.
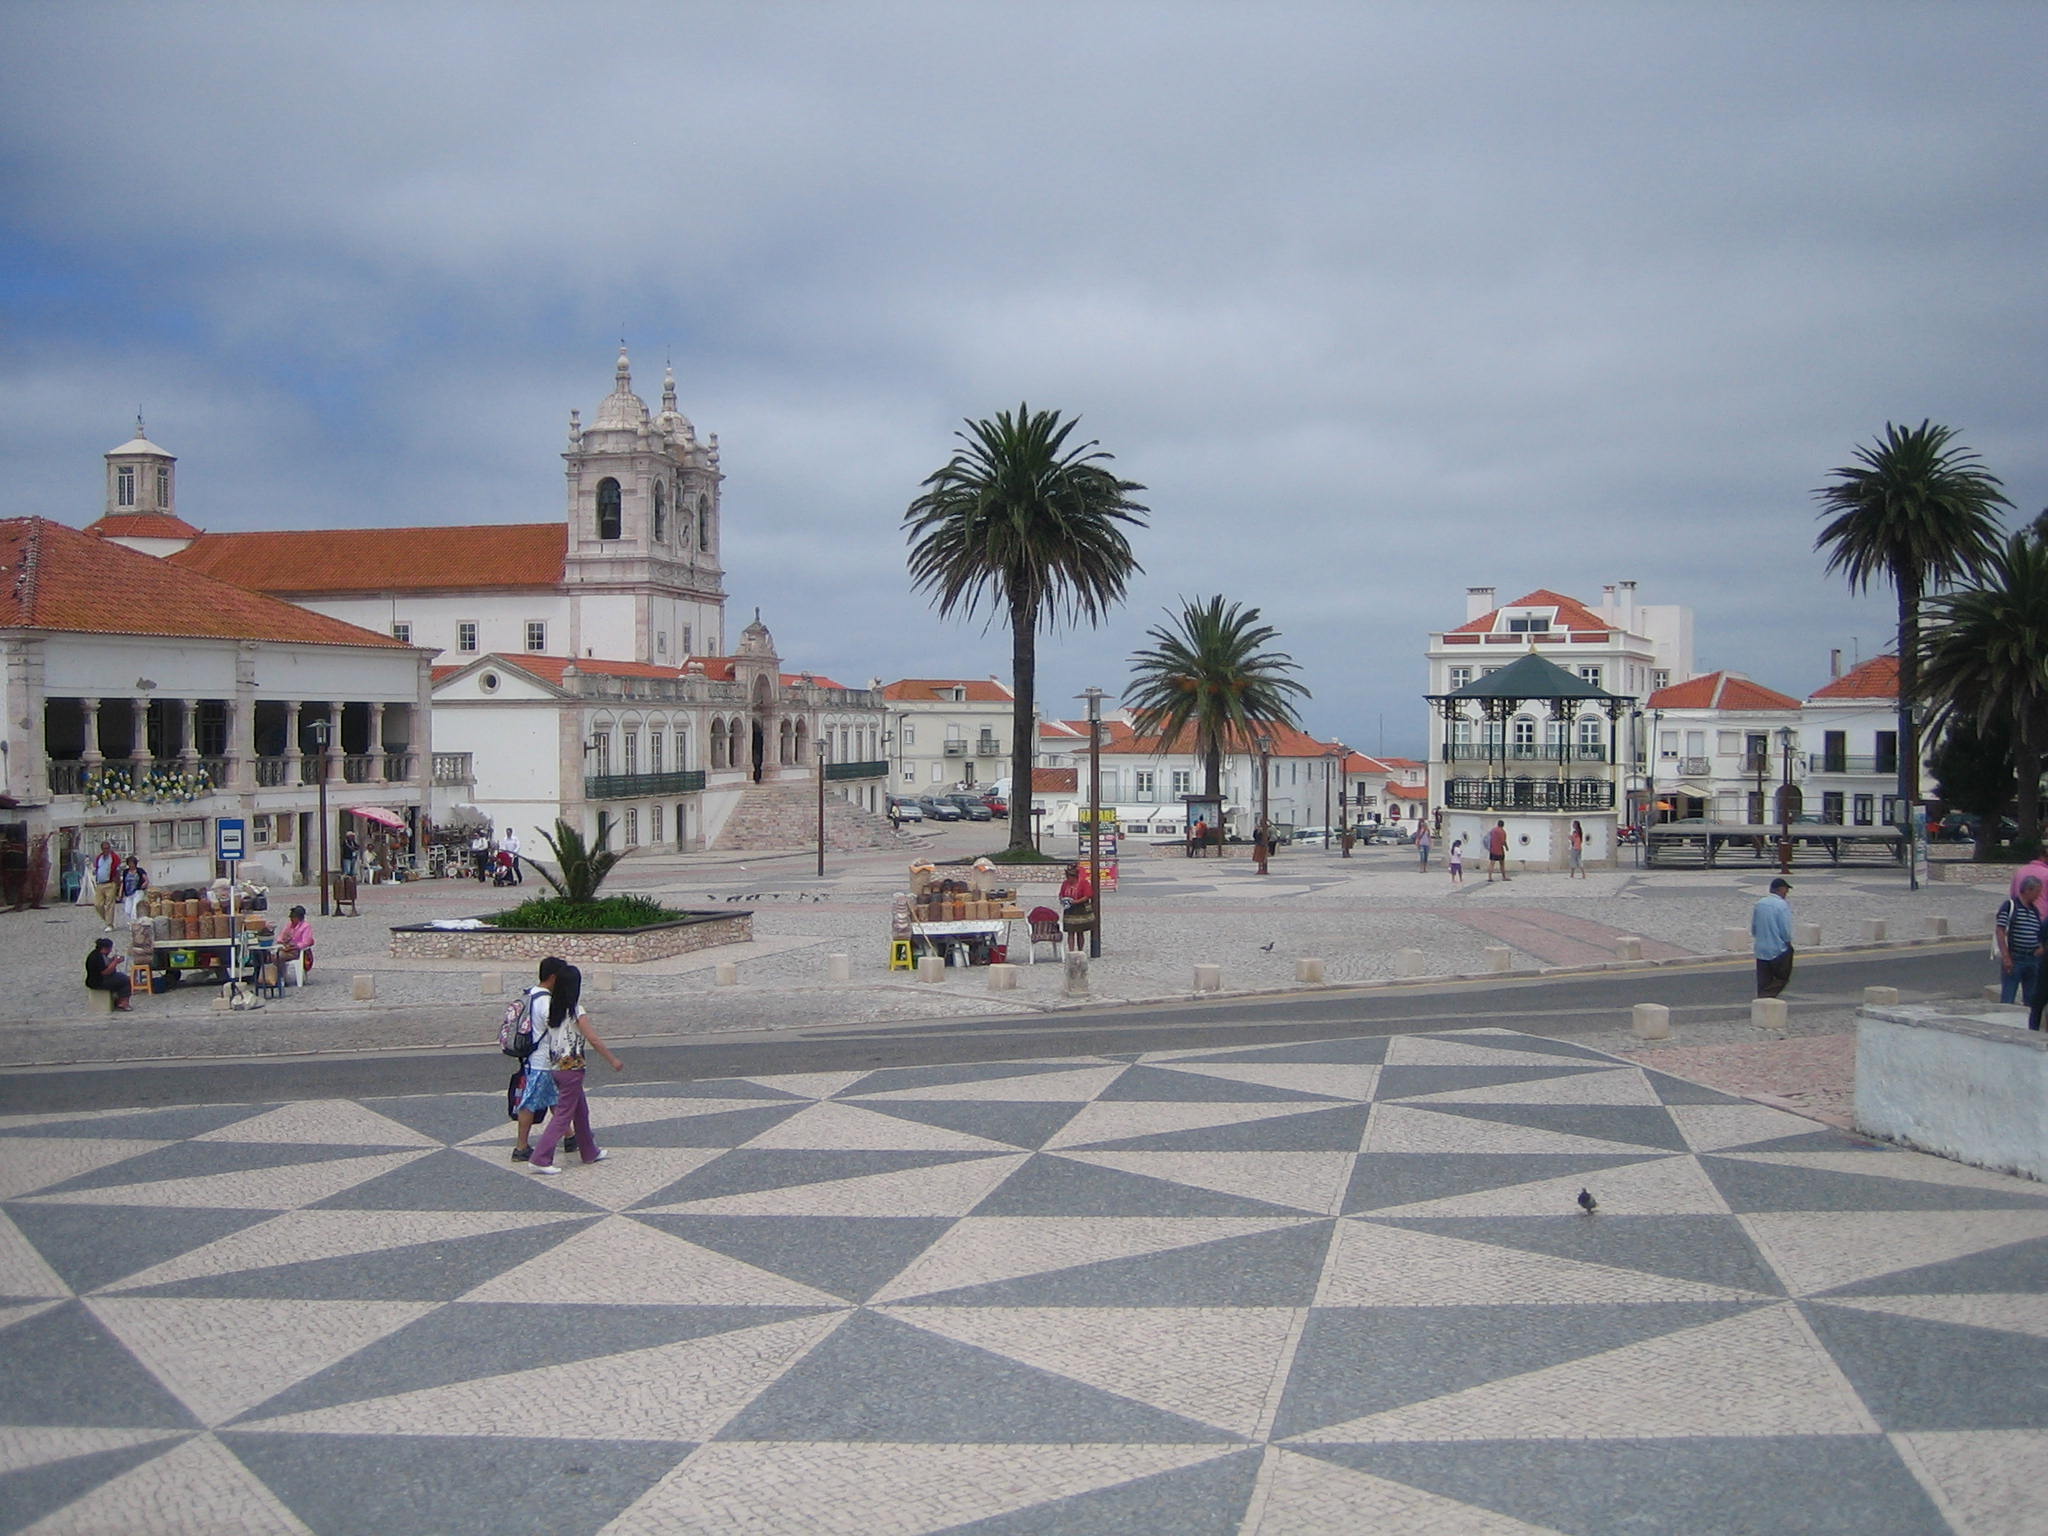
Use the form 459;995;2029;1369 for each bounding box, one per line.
879;677;1016;795
1802;654;1909;829
1;516;431;893
1639;671;1804;826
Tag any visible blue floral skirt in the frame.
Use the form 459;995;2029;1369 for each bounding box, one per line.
515;1068;559;1116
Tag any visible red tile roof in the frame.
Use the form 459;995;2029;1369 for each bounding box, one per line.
1448;588;1612;637
168;523;568;594
1387;783;1429;800
88;512;202;540
1039;720;1086;741
1101;720;1339;757
1809;654;1898;701
1;517;410;649
1647;671;1801;711
882;678;1014;703
680;657;851;690
1031;768;1079;793
494;655;690;686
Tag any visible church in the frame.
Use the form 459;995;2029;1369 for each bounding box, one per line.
90;350;890;854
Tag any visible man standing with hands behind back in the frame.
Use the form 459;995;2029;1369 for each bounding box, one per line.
1752;877;1795;998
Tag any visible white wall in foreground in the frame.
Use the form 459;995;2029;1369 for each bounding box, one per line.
1855;1005;2047;1182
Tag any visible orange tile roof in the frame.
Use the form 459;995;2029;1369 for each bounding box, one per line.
88;512;202;540
497;655;689;685
1387;783;1429;799
1031;768;1079;793
679;657;853;690
1102;720;1337;757
1809;654;1898;701
1448;587;1612;637
881;677;1014;703
1647;671;1800;711
168;523;568;594
1039;720;1086;741
1;517;410;649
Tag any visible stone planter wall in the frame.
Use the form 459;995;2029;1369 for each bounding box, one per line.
1855;1003;2047;1181
390;911;751;964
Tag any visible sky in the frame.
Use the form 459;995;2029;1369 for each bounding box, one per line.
4;1;2043;758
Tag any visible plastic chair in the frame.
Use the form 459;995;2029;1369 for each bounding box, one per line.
1026;906;1062;965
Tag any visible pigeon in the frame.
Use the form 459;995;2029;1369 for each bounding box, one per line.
1260;941;1276;952
1577;1188;1598;1215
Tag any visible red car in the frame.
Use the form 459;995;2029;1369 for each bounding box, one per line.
982;793;1008;816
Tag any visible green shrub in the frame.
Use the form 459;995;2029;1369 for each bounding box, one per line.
489;894;687;931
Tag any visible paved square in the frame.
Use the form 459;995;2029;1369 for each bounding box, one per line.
2;1029;2044;1534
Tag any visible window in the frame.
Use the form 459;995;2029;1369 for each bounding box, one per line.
1577;666;1603;689
650;805;663;843
902;723;916;747
1651;669;1671;691
1658;731;1678;759
391;622;411;644
149;820;175;853
1506;616;1549;633
652;481;666;542
1716;732;1741;756
1684;731;1705;758
156;465;170;505
525;621;546;653
1853;794;1874;826
697;495;710;551
1133;770;1155;799
623;732;638;775
681;624;692;655
1874;731;1899;774
624;808;639;847
116;465;136;506
1447;666;1472;690
1578;715;1603;752
1171;770;1191;796
1512;716;1537;752
931;763;943;782
1822;792;1845;824
656;631;666;655
1881;795;1901;825
177;819;204;849
458;621;478;653
1823;731;1847;773
251;814;272;847
590;734;611;775
596;478;622;540
649;733;663;774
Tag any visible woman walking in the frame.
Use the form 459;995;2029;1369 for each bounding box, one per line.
1448;836;1465;887
1568;820;1586;878
526;959;623;1174
1415;821;1432;873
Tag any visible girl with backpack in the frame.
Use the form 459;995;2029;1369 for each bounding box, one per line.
524;958;623;1174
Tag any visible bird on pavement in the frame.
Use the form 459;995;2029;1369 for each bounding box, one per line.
1260;941;1276;952
1577;1188;1598;1215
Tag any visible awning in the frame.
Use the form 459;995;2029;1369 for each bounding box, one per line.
345;805;407;829
1673;784;1716;800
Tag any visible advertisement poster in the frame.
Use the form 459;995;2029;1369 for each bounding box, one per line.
1077;808;1120;891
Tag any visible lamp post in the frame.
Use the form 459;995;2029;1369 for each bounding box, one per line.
309;714;332;916
1777;725;1795;877
1322;748;1339;848
816;737;828;878
1256;733;1273;848
1078;687;1107;959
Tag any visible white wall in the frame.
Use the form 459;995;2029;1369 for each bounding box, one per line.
1856;1005;2048;1181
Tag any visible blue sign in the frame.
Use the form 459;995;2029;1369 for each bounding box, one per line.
216;818;246;863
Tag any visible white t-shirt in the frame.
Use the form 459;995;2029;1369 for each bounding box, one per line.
525;988;587;1069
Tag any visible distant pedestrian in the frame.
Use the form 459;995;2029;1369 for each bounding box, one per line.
1058;862;1094;951
1448;837;1464;887
89;840;122;928
527;959;624;1174
1995;877;2044;1010
1752;877;1795;998
1415;821;1432;872
2011;855;2048;920
470;829;491;882
1485;820;1510;882
1252;822;1271;876
118;855;148;922
85;936;133;1011
340;830;361;880
1568;820;1586;878
500;826;523;884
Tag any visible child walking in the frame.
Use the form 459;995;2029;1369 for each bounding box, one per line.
1448;837;1465;887
526;959;623;1174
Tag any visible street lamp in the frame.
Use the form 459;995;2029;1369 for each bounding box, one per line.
1777;725;1795;877
309;714;332;916
1256;733;1273;853
815;737;828;878
1322;747;1341;849
1078;687;1108;959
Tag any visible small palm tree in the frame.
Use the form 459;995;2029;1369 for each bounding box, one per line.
905;405;1148;851
1814;420;2008;825
1124;595;1309;804
1920;531;2048;850
532;817;627;904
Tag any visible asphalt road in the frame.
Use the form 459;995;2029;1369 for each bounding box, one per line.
0;942;1986;1115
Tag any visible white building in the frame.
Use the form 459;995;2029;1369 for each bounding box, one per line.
879;678;1016;796
1641;671;1804;825
1802;654;1909;828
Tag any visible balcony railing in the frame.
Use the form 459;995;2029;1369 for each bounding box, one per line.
45;757;229;803
1807;754;1896;775
586;770;706;800
823;759;887;782
432;752;474;785
975;738;1001;757
943;742;968;756
1441;744;1610;764
1443;777;1616;811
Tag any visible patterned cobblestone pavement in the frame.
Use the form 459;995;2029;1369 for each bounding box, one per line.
3;1028;2044;1534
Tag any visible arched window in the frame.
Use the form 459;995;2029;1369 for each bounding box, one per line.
596;478;622;541
778;719;793;764
710;718;727;770
651;481;666;542
795;719;810;762
697;494;710;552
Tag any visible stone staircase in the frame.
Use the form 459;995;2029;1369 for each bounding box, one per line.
714;780;913;852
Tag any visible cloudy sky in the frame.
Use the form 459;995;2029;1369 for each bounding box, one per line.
5;2;2043;755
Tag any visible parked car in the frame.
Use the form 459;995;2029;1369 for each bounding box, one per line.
1362;821;1410;844
1293;826;1330;845
982;793;1009;816
943;794;994;821
887;796;925;823
917;797;963;821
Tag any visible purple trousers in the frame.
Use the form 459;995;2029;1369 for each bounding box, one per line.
531;1069;601;1168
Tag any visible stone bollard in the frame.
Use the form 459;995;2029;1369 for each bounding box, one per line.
1296;957;1325;983
715;961;739;987
987;963;1018;992
1864;985;1900;1006
352;974;376;1001
1984;983;2003;1002
1923;915;1950;939
1631;1002;1672;1040
828;953;851;983
1395;948;1426;977
1751;997;1788;1032
1861;919;1887;943
1723;927;1749;952
1063;953;1090;998
1194;963;1222;992
916;956;944;984
590;969;615;993
1484;946;1512;973
1615;937;1644;961
480;971;504;997
1794;921;1821;947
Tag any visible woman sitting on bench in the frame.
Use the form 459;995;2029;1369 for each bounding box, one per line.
86;937;133;1011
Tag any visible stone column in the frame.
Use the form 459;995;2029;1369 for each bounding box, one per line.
369;702;387;781
131;698;154;770
179;698;200;767
283;702;303;786
233;642;259;794
80;699;103;766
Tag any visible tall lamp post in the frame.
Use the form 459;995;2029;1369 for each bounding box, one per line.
1256;733;1273;845
1078;687;1107;959
1777;725;1795;877
309;714;332;916
815;738;828;878
1322;748;1339;848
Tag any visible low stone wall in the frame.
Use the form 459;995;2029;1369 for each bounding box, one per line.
390;911;752;964
1929;860;2018;885
1854;1003;2046;1180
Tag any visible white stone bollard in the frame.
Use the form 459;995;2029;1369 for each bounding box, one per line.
352;974;376;1001
828;953;851;983
1923;915;1950;939
1485;946;1513;973
1794;921;1822;947
1751;997;1788;1032
1723;927;1749;952
1864;985;1900;1006
1861;919;1887;943
715;961;740;987
480;971;504;997
987;963;1018;992
1194;963;1222;992
1615;937;1644;961
916;956;944;985
1631;1002;1672;1040
1295;957;1325;983
1063;953;1090;998
1395;948;1427;977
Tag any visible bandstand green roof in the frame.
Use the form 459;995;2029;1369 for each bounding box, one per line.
1431;652;1628;704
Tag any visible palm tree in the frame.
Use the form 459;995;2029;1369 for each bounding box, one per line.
1814;420;2008;829
905;405;1147;851
1920;531;2048;850
1124;595;1309;807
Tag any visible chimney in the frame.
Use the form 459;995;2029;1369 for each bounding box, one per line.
1466;586;1496;622
1614;579;1638;630
1829;648;1842;679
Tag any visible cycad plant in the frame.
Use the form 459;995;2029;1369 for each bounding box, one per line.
531;817;627;904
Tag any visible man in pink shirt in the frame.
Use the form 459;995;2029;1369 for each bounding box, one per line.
2012;855;2048;917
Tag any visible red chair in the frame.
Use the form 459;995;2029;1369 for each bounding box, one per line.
1026;906;1063;964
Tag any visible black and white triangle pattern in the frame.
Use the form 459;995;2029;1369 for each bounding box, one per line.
2;1029;2044;1534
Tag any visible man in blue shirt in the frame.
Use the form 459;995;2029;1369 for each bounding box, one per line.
1752;877;1794;998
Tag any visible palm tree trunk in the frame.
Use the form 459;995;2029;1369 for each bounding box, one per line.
1896;576;1921;831
2017;729;2043;851
1203;747;1221;802
1008;598;1037;853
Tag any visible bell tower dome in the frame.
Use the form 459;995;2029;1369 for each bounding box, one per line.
91;418;200;557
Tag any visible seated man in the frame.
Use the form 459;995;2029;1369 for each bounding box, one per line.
85;936;133;1011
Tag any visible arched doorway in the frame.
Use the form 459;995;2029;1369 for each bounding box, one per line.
1775;785;1804;823
751;720;766;782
